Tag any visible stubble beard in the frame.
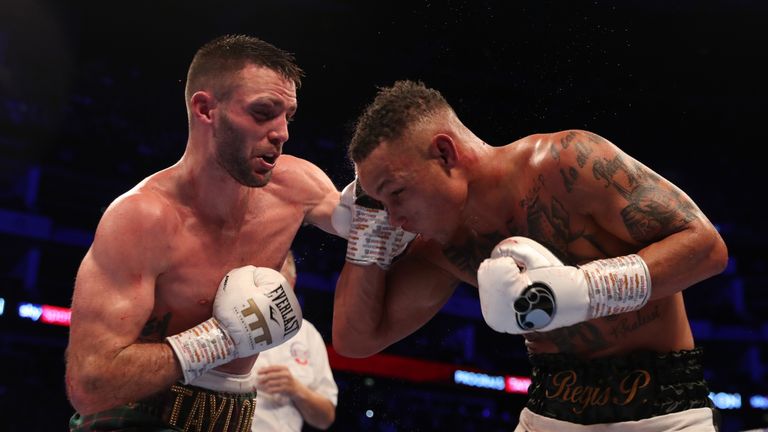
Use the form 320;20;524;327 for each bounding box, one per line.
214;111;272;188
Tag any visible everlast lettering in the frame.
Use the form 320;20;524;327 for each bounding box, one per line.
264;284;300;337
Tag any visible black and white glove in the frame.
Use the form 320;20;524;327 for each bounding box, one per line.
477;237;651;334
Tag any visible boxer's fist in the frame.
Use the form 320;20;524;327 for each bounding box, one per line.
167;266;303;383
331;178;415;269
477;237;651;334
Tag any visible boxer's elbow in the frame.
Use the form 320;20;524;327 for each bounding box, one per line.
65;357;116;414
704;231;729;278
66;370;101;414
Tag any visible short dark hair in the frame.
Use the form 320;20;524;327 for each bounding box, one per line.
185;34;304;101
348;80;450;162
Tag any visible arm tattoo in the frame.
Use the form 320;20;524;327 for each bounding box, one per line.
140;312;172;340
558;131;699;243
559;167;578;193
595;155;698;242
560;131;594;168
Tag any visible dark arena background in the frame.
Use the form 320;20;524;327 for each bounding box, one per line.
1;1;767;431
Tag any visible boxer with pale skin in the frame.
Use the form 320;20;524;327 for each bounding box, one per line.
331;80;728;430
65;35;341;432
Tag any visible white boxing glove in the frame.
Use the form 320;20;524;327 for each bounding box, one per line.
331;178;416;269
166;266;303;384
477;237;651;334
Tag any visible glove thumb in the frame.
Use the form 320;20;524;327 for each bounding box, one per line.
490;237;563;270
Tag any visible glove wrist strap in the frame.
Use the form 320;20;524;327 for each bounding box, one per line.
581;254;652;319
166;317;237;384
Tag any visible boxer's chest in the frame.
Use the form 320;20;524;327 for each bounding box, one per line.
138;204;305;340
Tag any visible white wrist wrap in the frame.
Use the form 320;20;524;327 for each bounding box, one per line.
581;254;652;319
167;317;237;384
347;206;412;269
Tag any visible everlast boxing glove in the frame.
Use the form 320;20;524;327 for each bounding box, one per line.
167;266;302;383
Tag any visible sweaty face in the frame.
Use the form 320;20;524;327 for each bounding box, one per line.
357;142;467;244
212;66;297;187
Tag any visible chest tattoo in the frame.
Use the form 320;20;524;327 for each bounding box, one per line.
442;230;508;274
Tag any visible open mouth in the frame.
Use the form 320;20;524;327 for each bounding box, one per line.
261;154;278;165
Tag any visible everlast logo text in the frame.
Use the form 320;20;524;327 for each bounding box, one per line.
264;284;300;337
545;369;651;414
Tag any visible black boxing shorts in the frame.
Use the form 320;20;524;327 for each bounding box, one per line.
525;347;713;425
69;383;257;432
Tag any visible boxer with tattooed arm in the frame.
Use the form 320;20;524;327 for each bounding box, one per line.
331;80;727;431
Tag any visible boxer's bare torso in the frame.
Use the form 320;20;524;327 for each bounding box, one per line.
108;155;334;373
414;221;691;359
413;132;695;358
346;129;713;360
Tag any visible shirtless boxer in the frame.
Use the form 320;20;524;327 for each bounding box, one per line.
331;80;728;430
65;35;341;431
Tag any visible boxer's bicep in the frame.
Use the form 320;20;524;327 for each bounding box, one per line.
552;130;727;297
68;195;168;372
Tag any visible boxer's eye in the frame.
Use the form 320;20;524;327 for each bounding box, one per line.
252;111;269;121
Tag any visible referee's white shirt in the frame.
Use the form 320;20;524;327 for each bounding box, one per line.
251;319;339;432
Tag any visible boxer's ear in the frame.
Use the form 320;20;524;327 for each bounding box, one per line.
190;91;216;123
430;134;458;169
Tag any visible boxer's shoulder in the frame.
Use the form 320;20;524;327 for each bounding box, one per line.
270;155;335;196
99;184;179;238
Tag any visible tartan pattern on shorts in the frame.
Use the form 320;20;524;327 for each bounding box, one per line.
69;402;179;431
